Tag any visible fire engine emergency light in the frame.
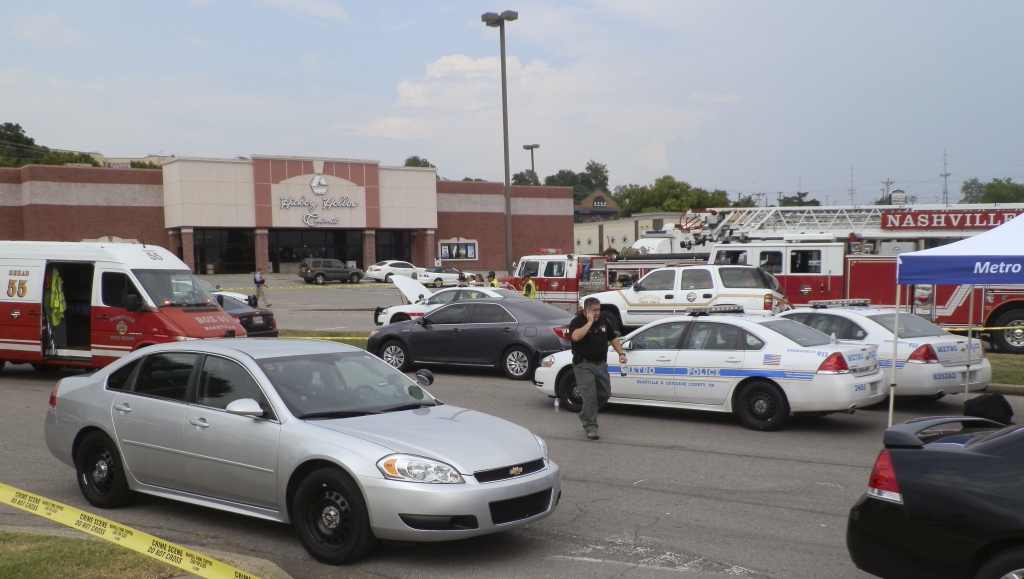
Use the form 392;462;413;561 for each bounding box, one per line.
686;305;746;316
808;299;872;309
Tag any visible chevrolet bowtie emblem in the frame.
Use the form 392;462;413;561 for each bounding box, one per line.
509;466;523;476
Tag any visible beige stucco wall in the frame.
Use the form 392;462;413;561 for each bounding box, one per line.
163;158;255;228
378;167;438;229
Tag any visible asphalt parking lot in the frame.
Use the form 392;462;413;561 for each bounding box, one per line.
4;360;1022;579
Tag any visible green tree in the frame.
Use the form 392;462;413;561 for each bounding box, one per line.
403;156;435;168
579;160;609;192
512;169;540;186
733;194;758;207
778;191;821;206
615;176;730;216
39;151;100;167
461;177;486;182
959;177;1024;203
543;160;610;204
0;122;46;166
130;160;162;170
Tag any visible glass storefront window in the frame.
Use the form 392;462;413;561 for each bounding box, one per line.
269;230;362;274
193;229;255;274
376;230;411;263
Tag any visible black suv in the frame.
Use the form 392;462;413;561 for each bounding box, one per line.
299;258;363;284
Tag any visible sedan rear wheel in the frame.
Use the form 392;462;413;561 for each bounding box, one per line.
503;346;532;380
974;547;1024;579
384;273;394;284
434;278;444;288
75;431;130;508
293;468;376;565
380;340;410;371
735;381;790;431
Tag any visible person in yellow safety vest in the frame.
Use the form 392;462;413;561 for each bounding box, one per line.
522;272;537;299
486;271;499;288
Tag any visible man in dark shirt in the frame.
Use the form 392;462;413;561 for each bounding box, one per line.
569;297;627;440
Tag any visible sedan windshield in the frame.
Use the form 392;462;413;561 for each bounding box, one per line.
133;269;215;307
867;313;947;338
259;352;437;418
758;319;831;347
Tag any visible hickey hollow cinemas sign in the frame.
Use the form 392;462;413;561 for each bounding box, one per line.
279;174;359;227
881;210;1024;230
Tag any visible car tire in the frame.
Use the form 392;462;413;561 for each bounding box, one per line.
974;547;1024;579
303;279;312;284
384;273;394;284
293;467;377;565
434;278;444;288
390;313;410;323
735;381;790;431
380;340;410;371
314;273;326;285
503;346;533;380
75;431;131;508
348;273;361;284
992;310;1024;354
556;370;609;413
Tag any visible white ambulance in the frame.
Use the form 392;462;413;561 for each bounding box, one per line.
0;241;246;372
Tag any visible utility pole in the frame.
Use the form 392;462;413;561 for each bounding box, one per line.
882;178;895;203
848;165;856;206
940;150;951;205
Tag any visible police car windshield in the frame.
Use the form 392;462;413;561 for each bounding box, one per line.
867;314;946;338
133;269;215;307
758;319;831;347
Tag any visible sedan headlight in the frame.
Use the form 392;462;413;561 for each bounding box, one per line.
534;434;549;461
377;454;464;484
380;308;390;315
541;355;555;367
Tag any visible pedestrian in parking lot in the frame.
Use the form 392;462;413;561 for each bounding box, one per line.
522;272;536;299
570;297;627;440
487;271;499;288
254;268;272;307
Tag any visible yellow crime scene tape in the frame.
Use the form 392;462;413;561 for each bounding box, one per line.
0;482;261;579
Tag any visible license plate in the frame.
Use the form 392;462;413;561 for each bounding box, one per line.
870;382;879;394
251;316;263;325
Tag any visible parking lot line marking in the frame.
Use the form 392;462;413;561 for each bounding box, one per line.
315;326;348;330
0;482;261;579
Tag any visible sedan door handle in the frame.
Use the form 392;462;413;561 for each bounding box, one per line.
725;357;742;363
189;418;210;429
114;403;131;413
502;327;513;333
452;328;462;334
656;357;672;362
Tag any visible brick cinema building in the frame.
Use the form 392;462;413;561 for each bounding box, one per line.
0;156;573;274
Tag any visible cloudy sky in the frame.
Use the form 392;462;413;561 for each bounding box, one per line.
4;1;1023;204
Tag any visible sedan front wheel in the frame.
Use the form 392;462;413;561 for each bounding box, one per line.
380;340;410;371
293;468;377;565
503;346;533;380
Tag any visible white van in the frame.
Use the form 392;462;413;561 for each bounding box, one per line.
0;241;246;372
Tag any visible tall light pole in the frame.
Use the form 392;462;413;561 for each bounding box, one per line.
482;10;518;274
523;143;539;176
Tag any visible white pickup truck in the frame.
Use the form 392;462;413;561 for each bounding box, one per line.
582;264;788;331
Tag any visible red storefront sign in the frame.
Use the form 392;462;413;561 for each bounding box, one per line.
881;210;1024;230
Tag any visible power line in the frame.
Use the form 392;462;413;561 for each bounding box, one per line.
940;150;951;205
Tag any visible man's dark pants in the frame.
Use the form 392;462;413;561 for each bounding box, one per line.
574;359;611;432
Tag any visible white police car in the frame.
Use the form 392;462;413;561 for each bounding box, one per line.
533;306;886;431
374;275;520;325
778;300;991;399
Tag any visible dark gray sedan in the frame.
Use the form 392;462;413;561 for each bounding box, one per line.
368;298;573;380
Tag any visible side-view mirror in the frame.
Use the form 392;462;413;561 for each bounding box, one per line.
417;317;431;326
225;398;265;418
215;284;222;289
415;369;435;387
620;340;632;350
631;283;645;292
126;295;144;312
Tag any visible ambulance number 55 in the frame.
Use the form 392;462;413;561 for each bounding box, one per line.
7;279;27;298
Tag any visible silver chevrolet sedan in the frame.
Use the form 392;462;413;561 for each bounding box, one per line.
44;339;560;564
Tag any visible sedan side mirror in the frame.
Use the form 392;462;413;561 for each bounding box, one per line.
225;398;265;418
620;340;632;350
415;369;434;387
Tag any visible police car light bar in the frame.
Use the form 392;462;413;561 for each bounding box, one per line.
686;305;745;316
808;299;871;309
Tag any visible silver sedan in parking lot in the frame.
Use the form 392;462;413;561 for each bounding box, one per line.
44;339;559;564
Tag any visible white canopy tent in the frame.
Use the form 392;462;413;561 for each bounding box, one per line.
889;213;1024;424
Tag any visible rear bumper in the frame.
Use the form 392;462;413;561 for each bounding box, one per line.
847;495;976;579
245;329;279;338
781;371;888;412
891;359;992;396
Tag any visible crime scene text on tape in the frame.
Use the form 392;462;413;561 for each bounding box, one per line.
0;482;260;579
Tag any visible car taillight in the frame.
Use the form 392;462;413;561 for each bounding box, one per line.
763;294;773;310
867;449;902;503
552;327;571;340
817;352;850;374
271;317;277;329
49;381;59;410
907;344;939;363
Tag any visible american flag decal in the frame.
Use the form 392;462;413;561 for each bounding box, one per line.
763;354;781;366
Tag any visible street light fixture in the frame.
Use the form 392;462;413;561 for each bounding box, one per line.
482;9;518;274
522;143;539;176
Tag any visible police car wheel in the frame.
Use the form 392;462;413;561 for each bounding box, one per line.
736;381;790;431
75;431;131;508
556;371;609;413
293;467;376;565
